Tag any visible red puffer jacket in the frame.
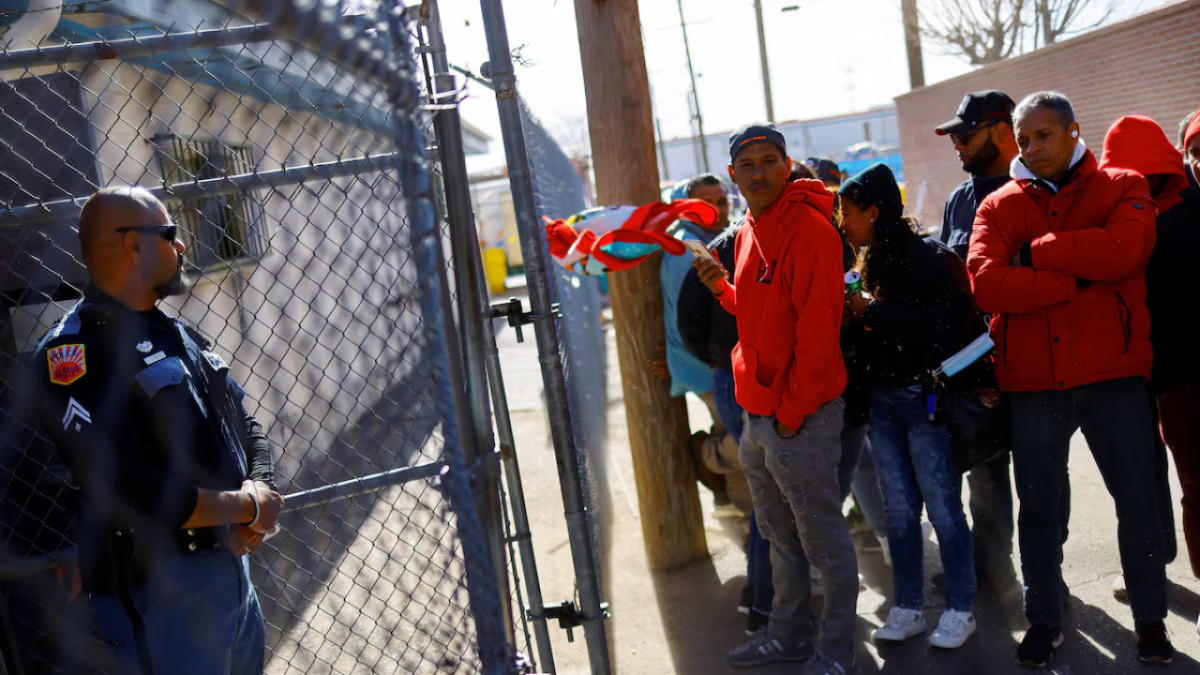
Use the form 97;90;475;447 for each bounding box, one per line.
967;149;1156;392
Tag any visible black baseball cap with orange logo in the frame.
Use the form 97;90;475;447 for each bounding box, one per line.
729;123;787;164
935;90;1016;136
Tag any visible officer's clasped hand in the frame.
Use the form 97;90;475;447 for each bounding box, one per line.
244;479;285;535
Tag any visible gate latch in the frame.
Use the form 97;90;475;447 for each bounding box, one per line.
488;297;560;343
532;600;611;643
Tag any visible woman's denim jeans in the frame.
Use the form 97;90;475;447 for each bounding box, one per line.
868;385;976;612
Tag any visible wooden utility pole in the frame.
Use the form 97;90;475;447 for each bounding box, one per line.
902;0;926;89
574;0;708;572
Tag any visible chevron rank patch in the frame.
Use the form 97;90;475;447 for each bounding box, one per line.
62;398;92;431
47;344;87;386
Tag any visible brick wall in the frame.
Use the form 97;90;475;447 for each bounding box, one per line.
895;0;1200;232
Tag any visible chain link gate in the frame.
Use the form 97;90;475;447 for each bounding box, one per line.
0;1;531;673
412;3;613;673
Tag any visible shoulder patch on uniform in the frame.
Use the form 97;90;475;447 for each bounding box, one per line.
47;344;86;385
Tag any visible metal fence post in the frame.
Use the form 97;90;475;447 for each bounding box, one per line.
406;0;522;662
478;2;613;673
419;1;557;671
382;4;515;672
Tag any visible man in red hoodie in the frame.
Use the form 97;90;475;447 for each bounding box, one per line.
968;92;1172;668
1100;114;1200;636
694;124;856;674
1185;109;1200;186
1096;116;1182;603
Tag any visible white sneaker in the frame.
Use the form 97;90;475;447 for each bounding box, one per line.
928;609;976;649
810;568;824;598
873;607;926;643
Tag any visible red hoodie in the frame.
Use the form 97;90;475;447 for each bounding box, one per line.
1099;115;1188;212
718;179;847;428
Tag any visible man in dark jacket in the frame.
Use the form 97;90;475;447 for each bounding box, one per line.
23;187;282;673
1101;115;1200;635
968;92;1172;668
934;91;1027;586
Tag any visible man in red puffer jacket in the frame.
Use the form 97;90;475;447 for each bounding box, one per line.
968;92;1171;669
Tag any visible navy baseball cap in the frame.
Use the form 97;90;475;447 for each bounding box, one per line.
935;90;1016;136
805;157;842;186
729;123;787;163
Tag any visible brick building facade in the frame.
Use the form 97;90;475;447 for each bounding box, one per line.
895;0;1200;232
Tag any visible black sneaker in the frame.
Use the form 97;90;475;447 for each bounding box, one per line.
1016;624;1063;668
745;610;768;636
1136;621;1174;665
727;631;812;667
738;585;753;615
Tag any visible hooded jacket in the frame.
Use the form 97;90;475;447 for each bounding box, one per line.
967;147;1156;392
1100;115;1189;211
660;217;719;396
717;179;847;428
1100;115;1200;392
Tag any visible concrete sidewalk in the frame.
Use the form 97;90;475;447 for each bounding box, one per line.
498;319;1200;674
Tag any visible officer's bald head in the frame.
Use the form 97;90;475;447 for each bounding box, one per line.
79;186;167;271
77;186;189;309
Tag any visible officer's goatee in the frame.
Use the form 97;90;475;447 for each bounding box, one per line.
155;255;193;299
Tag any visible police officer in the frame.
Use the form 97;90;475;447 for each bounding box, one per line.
28;186;283;673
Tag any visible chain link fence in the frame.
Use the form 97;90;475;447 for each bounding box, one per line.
516;100;610;604
0;1;521;673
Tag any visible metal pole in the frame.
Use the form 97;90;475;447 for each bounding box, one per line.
649;83;671;182
0;24;275;70
421;2;555;670
676;0;710;172
753;0;776;123
383;5;513;672
416;1;517;656
655;118;671;184
478;2;612;673
1;152;400;227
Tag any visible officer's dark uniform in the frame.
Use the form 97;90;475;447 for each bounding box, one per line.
29;287;272;674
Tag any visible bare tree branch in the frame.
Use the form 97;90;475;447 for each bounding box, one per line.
919;0;1120;65
1037;0;1119;44
919;0;1026;65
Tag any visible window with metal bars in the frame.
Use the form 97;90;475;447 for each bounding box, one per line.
154;135;269;270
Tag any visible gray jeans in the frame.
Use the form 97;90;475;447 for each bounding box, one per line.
740;398;858;661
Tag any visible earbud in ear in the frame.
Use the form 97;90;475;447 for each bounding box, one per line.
1071;130;1079;138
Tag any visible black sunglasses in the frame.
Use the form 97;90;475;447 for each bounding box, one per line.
115;224;180;242
949;122;997;146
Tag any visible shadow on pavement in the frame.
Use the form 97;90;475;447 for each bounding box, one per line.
648;527;1200;674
